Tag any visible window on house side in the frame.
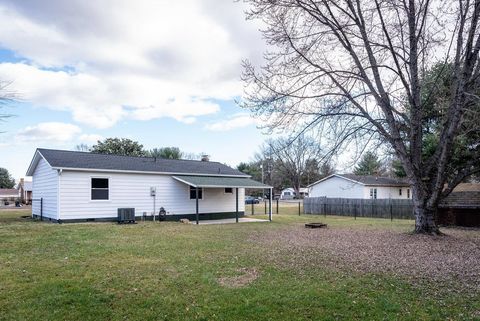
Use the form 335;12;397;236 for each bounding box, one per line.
370;188;377;199
190;186;203;200
224;188;233;194
91;178;109;200
407;189;410;199
399;188;402;196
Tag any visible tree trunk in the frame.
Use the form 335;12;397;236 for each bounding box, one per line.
413;203;441;234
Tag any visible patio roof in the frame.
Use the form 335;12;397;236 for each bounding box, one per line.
172;175;271;189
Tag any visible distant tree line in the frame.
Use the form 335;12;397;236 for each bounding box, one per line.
237;135;335;195
74;138;207;160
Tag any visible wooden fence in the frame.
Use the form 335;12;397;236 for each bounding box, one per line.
304;197;414;219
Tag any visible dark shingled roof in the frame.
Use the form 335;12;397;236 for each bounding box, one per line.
0;189;19;197
338;174;409;187
37;149;248;177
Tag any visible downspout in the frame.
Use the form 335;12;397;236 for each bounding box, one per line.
57;169;62;223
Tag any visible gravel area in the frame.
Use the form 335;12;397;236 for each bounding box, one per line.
250;225;480;294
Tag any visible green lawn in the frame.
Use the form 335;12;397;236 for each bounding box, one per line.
0;209;478;321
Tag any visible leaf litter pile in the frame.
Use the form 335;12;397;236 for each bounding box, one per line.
249;225;480;295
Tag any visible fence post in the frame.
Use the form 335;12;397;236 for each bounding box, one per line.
276;199;279;214
390;200;393;221
298;201;301;216
354;205;357;220
252;201;254;215
40;197;43;221
324;202;327;218
264;200;267;214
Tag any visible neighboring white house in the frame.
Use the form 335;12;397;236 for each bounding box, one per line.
280;187;309;200
17;178;33;204
26;149;271;223
307;174;411;199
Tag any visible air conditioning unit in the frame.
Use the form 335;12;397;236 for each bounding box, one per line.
117;208;135;224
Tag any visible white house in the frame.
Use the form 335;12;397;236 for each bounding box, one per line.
307;174;411;199
26;149;271;223
17;178;33;204
280;187;309;200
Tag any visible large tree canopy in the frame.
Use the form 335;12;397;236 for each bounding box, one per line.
91;138;146;157
0;167;15;189
242;0;480;234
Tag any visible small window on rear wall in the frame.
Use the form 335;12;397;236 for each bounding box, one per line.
224;187;233;194
189;186;203;199
91;178;109;200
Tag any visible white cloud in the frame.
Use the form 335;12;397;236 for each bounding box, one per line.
16;122;81;142
79;134;103;143
205;114;259;131
0;1;265;128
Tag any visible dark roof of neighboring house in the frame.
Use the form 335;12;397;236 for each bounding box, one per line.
308;173;410;187
440;183;480;208
30;149;248;177
339;174;409;186
0;189;19;197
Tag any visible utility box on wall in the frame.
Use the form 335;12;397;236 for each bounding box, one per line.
150;187;156;197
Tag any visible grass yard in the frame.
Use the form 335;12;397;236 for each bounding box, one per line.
1;209;479;321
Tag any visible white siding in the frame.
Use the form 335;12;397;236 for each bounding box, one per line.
32;158;58;219
309;176;364;198
363;186;411;199
58;170;246;220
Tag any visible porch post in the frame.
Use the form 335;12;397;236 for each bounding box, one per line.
269;188;272;221
196;186;199;225
235;187;239;223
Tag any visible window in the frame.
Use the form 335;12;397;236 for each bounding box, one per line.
91;178;109;200
370;188;377;199
224;187;233;194
407;188;410;199
399;188;402;196
284;192;291;196
189;186;203;199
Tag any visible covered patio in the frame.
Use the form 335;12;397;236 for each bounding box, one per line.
172;175;273;224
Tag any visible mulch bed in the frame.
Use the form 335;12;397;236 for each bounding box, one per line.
250;225;480;294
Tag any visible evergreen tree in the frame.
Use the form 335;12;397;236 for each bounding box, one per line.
353;152;383;176
0;167;15;189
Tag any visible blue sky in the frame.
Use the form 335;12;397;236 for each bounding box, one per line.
0;1;270;179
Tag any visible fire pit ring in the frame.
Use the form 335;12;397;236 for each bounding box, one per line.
305;223;328;229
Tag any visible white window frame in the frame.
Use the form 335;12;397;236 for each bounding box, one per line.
90;177;110;201
370;188;377;199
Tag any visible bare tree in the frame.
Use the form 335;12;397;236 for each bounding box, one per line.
263;134;323;195
75;144;91;152
0;81;15;129
241;0;480;234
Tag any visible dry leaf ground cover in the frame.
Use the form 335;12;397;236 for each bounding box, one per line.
1;209;479;321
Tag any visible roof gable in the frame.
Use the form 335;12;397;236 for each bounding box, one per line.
27;149;248;177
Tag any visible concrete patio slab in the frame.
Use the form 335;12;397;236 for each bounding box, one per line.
198;217;269;225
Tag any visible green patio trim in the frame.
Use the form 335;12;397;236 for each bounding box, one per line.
172;175;272;189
